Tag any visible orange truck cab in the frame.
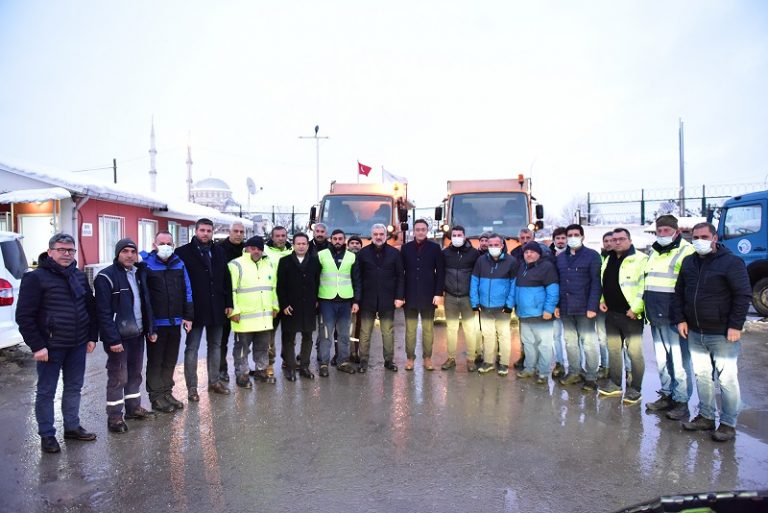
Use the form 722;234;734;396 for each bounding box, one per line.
434;175;544;252
309;181;412;247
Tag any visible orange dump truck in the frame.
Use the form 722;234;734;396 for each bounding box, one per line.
434;175;544;252
309;181;412;246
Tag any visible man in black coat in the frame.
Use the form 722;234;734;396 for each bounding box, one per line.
276;232;320;380
215;221;245;382
356;224;405;373
401;219;445;371
94;238;157;433
16;233;99;454
442;225;480;371
175;218;234;401
673;222;752;442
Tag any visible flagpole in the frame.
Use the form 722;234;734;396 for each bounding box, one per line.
381;166;384;184
357;161;360;184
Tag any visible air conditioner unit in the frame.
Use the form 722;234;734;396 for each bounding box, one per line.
84;263;110;287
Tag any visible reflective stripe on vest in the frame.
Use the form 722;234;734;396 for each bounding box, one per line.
317;249;355;299
645;243;692;294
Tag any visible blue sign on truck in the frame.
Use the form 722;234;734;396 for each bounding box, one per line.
715;190;768;316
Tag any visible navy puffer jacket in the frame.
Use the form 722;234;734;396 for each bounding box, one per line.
555;245;602;316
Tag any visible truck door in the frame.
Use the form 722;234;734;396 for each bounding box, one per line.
720;198;767;267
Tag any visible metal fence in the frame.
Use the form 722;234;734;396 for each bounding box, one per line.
585;182;765;225
238;207;310;237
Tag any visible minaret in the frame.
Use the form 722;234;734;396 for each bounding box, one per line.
186;142;194;202
148;118;157;192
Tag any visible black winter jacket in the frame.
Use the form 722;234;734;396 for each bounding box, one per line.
442;241;479;297
276;253;321;333
216;237;245;263
401;240;445;309
356;243;405;312
94;261;155;346
175;237;233;326
672;244;751;335
16;254;98;352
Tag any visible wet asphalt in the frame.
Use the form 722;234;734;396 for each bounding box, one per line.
1;315;767;513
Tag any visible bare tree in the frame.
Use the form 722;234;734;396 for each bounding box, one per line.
558;195;589;225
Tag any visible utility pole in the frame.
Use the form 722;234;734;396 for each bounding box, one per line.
679;118;685;216
148;117;157;192
113;158;117;184
299;125;329;203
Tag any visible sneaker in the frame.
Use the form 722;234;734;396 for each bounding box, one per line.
513;356;525;370
319;365;330;378
497;364;509;376
645;392;673;412
478;363;495;374
551;362;565;379
682;414;716;431
597;381;623;397
516;369;535;379
622;388;642;405
581;380;597;392
559;373;583;386
440;357;456;370
41;436;61;453
665;401;690;421
466;361;477;372
597;366;609;379
712;424;736;442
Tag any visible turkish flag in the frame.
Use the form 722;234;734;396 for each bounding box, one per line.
358;161;372;176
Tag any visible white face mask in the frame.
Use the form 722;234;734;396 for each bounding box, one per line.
488;247;503;258
656;235;674;247
157;244;174;260
692;239;713;255
451;236;465;248
566;236;582;249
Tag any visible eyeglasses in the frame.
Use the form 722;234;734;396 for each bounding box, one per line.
52;248;77;255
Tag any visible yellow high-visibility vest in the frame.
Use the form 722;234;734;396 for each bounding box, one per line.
317;249;355;300
228;254;278;332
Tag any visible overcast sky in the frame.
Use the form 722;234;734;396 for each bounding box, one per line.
0;1;766;217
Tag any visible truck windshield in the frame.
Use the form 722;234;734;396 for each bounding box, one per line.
450;192;529;237
320;195;392;236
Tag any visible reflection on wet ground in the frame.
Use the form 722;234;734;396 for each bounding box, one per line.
1;314;767;513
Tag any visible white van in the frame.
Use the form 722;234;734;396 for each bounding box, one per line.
0;231;28;350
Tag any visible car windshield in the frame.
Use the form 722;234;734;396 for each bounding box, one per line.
450;192;529;237
2;239;29;280
319;195;392;236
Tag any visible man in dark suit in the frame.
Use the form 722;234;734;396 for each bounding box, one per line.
401;219;445;371
175;218;233;401
276;232;321;380
356;223;405;373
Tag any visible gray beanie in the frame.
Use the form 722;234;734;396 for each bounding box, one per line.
115;238;138;258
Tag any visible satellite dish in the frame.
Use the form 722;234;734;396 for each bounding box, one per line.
246;177;256;195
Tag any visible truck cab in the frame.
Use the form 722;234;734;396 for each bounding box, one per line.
715;190;768;316
310;182;411;246
434;175;544;252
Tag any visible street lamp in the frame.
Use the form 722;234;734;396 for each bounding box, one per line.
299;125;329;203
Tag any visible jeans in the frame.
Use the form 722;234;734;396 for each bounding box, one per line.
562;315;599;381
687;330;741;427
596;311;608;367
105;336;145;418
219;319;232;376
444;293;478;359
184;324;224;389
520;319;553;375
146;326;181;403
233;331;271;377
359;310;395;361
651;323;693;402
405;307;435;359
553;318;565;365
283;330;314;369
319;300;352;364
479;308;511;365
35;343;87;437
605;311;645;390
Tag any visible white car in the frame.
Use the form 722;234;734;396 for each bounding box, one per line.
0;231;28;350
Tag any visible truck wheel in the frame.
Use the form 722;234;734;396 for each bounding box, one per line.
753;277;768;317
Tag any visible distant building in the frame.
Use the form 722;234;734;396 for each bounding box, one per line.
191;177;237;211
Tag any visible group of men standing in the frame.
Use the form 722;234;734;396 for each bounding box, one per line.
16;212;752;454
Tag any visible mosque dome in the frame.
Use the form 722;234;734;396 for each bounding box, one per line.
193;177;231;191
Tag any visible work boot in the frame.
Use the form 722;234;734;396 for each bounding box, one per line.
581;380;597;392
151;396;176;413
285;369;297;382
712;424;737;442
299;366;315;379
645;392;673;412
665;401;690;421
41;436;61;453
165;393;184;410
682;414;716;431
622;388;642;405
516;369;535;379
384;360;398;372
358;359;368;374
535;374;548;385
559;373;583;386
63;426;97;441
551;362;565;379
108;417;129;434
187;388;200;402
125;406;157;420
208;382;231;395
597;381;623;397
255;370;276;384
337;362;356;374
319;365;330;378
441;357;456;370
236;375;253;389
